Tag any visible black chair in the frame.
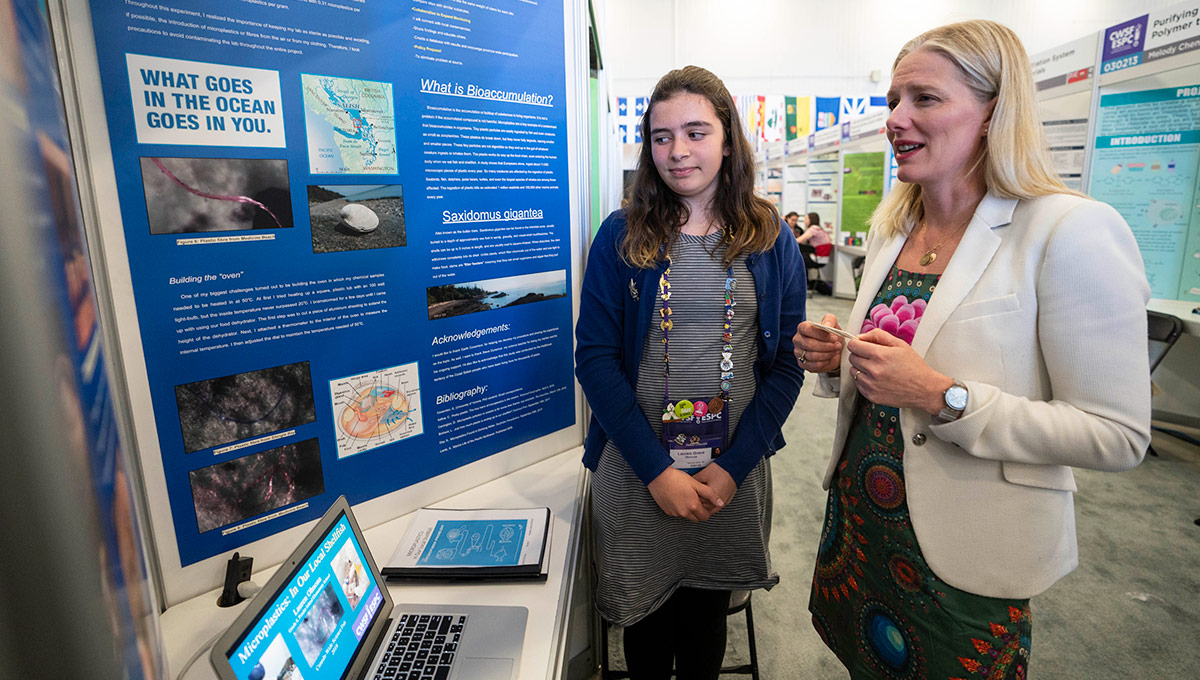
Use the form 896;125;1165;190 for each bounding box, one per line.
1145;310;1200;526
1148;310;1184;374
851;255;866;289
600;590;761;680
1146;310;1184;458
798;244;828;296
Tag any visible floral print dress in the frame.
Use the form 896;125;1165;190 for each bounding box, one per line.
810;265;1032;680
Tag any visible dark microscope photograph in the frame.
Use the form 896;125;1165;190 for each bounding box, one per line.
175;361;317;453
188;438;324;533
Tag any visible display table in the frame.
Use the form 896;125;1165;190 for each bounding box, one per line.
163;447;588;680
832;244;866;300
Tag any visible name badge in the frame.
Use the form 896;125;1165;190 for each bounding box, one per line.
661;397;727;472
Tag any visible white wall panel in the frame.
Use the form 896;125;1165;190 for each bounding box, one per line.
605;0;1186;98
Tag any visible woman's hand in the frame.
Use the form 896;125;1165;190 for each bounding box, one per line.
647;467;725;522
847;329;952;414
794;314;846;374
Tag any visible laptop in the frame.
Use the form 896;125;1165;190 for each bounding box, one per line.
210;496;527;680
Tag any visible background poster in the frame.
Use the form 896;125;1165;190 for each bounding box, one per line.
840;151;884;235
1043;117;1088;190
806;150;840;236
1089;86;1200;301
87;0;575;565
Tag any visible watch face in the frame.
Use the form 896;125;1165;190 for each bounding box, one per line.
946;385;968;410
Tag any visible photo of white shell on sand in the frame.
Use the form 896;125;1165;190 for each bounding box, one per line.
307;184;406;253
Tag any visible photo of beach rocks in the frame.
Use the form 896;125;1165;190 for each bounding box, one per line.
140;156;293;234
427;269;567;320
307;184;406;253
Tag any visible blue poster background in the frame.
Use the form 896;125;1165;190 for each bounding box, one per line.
86;0;575;565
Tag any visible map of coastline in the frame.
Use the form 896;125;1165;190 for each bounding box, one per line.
302;74;398;174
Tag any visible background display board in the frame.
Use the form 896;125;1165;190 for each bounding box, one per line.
1089;85;1200;300
839;151;884;235
1043;116;1090;190
806;150;840;235
1033;33;1098;192
1100;3;1200;76
84;0;575;567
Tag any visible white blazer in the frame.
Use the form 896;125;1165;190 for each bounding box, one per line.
817;192;1151;599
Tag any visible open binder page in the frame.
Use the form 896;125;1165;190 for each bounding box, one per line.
384;507;551;575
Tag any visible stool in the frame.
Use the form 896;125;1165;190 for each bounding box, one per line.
600;590;760;680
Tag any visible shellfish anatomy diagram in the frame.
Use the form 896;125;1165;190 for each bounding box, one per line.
330;361;423;458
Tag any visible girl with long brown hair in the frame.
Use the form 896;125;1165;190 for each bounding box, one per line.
575;65;807;678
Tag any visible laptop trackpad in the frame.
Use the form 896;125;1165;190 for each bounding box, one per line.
457;657;513;680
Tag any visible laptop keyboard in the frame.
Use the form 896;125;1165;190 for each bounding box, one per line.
373;613;467;680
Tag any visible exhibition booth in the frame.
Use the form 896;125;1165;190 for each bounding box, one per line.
2;0;1199;679
4;0;602;678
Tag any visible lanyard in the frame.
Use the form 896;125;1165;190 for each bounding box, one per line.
658;254;736;404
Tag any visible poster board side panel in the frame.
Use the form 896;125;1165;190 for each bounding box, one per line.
56;0;170;609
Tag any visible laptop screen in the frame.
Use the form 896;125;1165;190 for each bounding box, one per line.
222;508;388;680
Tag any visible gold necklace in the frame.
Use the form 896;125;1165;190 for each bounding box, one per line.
916;220;969;266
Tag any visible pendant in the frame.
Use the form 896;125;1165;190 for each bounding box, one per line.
919;252;937;266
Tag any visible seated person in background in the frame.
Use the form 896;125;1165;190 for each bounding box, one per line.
795;211;832;255
784;211;803;239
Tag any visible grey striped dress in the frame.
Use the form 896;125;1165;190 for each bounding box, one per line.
591;231;777;626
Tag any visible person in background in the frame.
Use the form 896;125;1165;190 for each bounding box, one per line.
795;211;832;250
575;65;807;679
792;20;1149;678
796;211;833;294
784;211;803;238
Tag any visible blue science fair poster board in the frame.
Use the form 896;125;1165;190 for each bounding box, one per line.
1089;86;1200;301
82;0;577;572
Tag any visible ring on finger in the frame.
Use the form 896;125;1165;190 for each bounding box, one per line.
853;369;861;380
798;350;807;363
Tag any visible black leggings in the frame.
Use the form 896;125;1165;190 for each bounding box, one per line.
623;587;731;680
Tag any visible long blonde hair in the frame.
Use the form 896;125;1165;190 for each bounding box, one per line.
873;20;1086;237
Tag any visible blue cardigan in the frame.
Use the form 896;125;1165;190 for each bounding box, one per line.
574;210;808;487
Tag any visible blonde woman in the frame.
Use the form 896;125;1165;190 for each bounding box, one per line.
793;21;1150;678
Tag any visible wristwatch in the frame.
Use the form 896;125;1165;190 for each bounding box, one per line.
935;380;968;424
